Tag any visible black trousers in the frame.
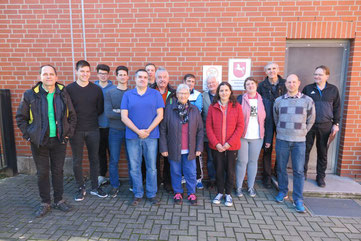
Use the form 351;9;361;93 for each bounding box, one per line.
212;149;237;195
157;152;171;187
31;138;66;204
196;155;203;181
305;122;333;179
99;128;110;177
263;129;277;182
70;130;100;190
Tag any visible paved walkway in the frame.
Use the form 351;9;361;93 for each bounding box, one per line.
0;175;361;241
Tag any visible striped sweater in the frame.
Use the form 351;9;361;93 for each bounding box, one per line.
273;93;315;142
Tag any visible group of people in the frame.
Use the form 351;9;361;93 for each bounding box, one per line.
15;60;340;217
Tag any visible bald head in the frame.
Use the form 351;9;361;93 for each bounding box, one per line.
285;74;300;96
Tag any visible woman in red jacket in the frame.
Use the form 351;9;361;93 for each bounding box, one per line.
206;82;244;207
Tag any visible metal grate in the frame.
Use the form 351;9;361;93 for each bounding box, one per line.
304;197;361;218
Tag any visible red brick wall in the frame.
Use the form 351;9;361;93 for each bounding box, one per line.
1;0;360;179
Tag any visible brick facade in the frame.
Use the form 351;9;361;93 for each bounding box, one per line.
1;0;360;179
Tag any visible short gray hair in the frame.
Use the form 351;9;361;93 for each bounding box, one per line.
155;66;168;78
176;83;190;93
206;74;217;84
264;62;279;71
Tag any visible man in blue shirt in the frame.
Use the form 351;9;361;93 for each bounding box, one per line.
121;69;164;206
95;64;116;186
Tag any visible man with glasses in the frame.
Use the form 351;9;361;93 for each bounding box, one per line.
95;64;116;186
302;65;340;187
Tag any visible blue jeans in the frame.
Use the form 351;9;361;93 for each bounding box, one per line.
170;154;197;195
276;139;305;202
109;128;131;188
126;138;158;198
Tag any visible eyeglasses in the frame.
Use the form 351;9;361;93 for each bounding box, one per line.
98;72;109;76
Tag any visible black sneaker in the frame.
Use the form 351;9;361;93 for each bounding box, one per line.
52;200;72;212
263;178;272;189
35;203;51;218
108;187;119;198
317;178;326;188
75;187;86;201
90;187;108;198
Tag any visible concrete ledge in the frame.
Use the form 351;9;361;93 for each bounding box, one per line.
272;174;361;199
17;156;74;176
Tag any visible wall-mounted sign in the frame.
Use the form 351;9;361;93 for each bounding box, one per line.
202;65;222;91
228;59;251;90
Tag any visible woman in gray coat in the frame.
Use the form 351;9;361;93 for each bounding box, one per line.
160;84;204;205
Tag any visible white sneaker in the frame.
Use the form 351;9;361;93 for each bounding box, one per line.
181;176;186;184
224;194;233;207
248;187;256;198
98;176;107;186
213;193;223;204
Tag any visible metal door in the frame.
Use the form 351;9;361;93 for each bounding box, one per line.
285;40;349;174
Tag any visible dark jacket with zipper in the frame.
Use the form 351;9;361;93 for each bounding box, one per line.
16;82;77;147
302;82;340;125
159;101;204;162
149;82;177;106
257;75;286;144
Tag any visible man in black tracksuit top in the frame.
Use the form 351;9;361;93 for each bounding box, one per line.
16;65;77;217
302;65;340;187
257;62;286;188
149;67;176;193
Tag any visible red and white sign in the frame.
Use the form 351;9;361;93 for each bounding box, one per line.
202;65;222;91
228;59;251;90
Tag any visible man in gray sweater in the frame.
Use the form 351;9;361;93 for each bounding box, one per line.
104;65;129;197
273;74;315;213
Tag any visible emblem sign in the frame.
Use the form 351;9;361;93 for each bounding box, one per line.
233;62;247;78
228;59;251;90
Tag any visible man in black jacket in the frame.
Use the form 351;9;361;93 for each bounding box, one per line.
302;65;340;187
16;65;77;218
257;62;287;188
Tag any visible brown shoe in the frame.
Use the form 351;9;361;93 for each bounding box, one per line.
148;197;160;205
131;198;142;206
35;203;51;218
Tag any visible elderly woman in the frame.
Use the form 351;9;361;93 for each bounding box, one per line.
160;84;204;205
236;77;266;198
206;82;244;207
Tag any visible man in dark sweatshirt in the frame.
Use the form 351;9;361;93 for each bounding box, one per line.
302;65;341;187
257;62;287;188
66;60;107;201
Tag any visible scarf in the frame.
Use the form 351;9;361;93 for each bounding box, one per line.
177;100;189;124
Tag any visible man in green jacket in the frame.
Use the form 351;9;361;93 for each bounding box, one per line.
16;65;77;218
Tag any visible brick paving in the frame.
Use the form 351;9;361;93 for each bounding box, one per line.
0;174;361;241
